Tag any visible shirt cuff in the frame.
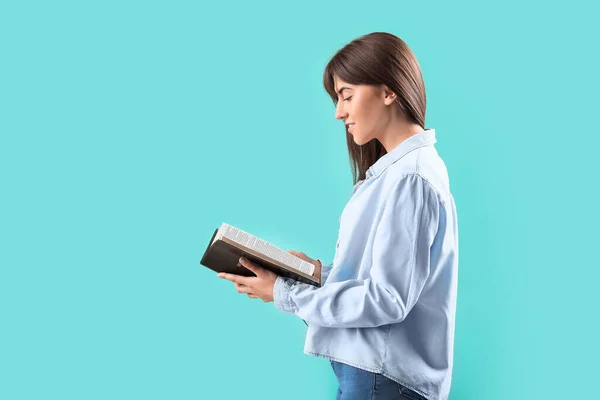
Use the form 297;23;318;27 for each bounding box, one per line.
273;276;298;314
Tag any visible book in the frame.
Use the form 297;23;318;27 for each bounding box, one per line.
200;223;321;287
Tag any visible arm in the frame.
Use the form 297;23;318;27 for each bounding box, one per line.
300;260;332;327
273;174;440;328
320;260;334;284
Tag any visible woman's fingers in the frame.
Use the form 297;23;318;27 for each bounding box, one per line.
288;250;305;259
235;282;252;294
218;272;252;286
289;250;315;265
233;282;258;298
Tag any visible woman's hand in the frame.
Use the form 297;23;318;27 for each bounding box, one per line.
217;257;278;302
287;250;322;281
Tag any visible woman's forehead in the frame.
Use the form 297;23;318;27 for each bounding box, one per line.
333;75;354;92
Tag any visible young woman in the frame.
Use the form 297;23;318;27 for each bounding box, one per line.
218;32;459;400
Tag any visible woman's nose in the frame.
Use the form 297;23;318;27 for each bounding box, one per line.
335;105;347;120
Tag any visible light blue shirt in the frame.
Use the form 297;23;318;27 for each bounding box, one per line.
273;129;459;400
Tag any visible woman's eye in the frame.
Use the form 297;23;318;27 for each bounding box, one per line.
343;96;352;102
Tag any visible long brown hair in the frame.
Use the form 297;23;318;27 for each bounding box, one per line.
323;32;427;185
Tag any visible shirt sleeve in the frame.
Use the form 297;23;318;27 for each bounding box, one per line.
320;261;334;284
273;174;440;328
300;260;334;327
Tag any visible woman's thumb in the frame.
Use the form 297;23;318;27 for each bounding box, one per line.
288;250;304;259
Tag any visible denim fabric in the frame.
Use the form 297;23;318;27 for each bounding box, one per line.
331;360;427;400
273;129;459;400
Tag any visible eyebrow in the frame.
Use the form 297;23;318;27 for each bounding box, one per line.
336;86;353;95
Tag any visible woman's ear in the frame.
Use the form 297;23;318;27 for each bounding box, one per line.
381;85;397;105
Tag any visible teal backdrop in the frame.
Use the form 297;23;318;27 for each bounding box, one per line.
1;1;598;399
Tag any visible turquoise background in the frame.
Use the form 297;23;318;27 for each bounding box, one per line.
1;1;598;399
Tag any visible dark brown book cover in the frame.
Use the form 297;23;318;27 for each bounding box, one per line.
200;228;321;287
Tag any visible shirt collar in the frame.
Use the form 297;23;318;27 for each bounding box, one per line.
365;128;437;180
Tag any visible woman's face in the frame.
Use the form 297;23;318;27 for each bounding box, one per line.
333;74;395;146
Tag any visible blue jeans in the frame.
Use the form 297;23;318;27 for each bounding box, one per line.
330;360;427;400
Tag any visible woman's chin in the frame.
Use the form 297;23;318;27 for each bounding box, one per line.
353;135;367;146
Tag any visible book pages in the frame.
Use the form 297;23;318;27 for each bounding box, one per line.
214;223;315;276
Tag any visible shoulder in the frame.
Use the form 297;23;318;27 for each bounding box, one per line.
383;174;441;210
385;147;453;206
